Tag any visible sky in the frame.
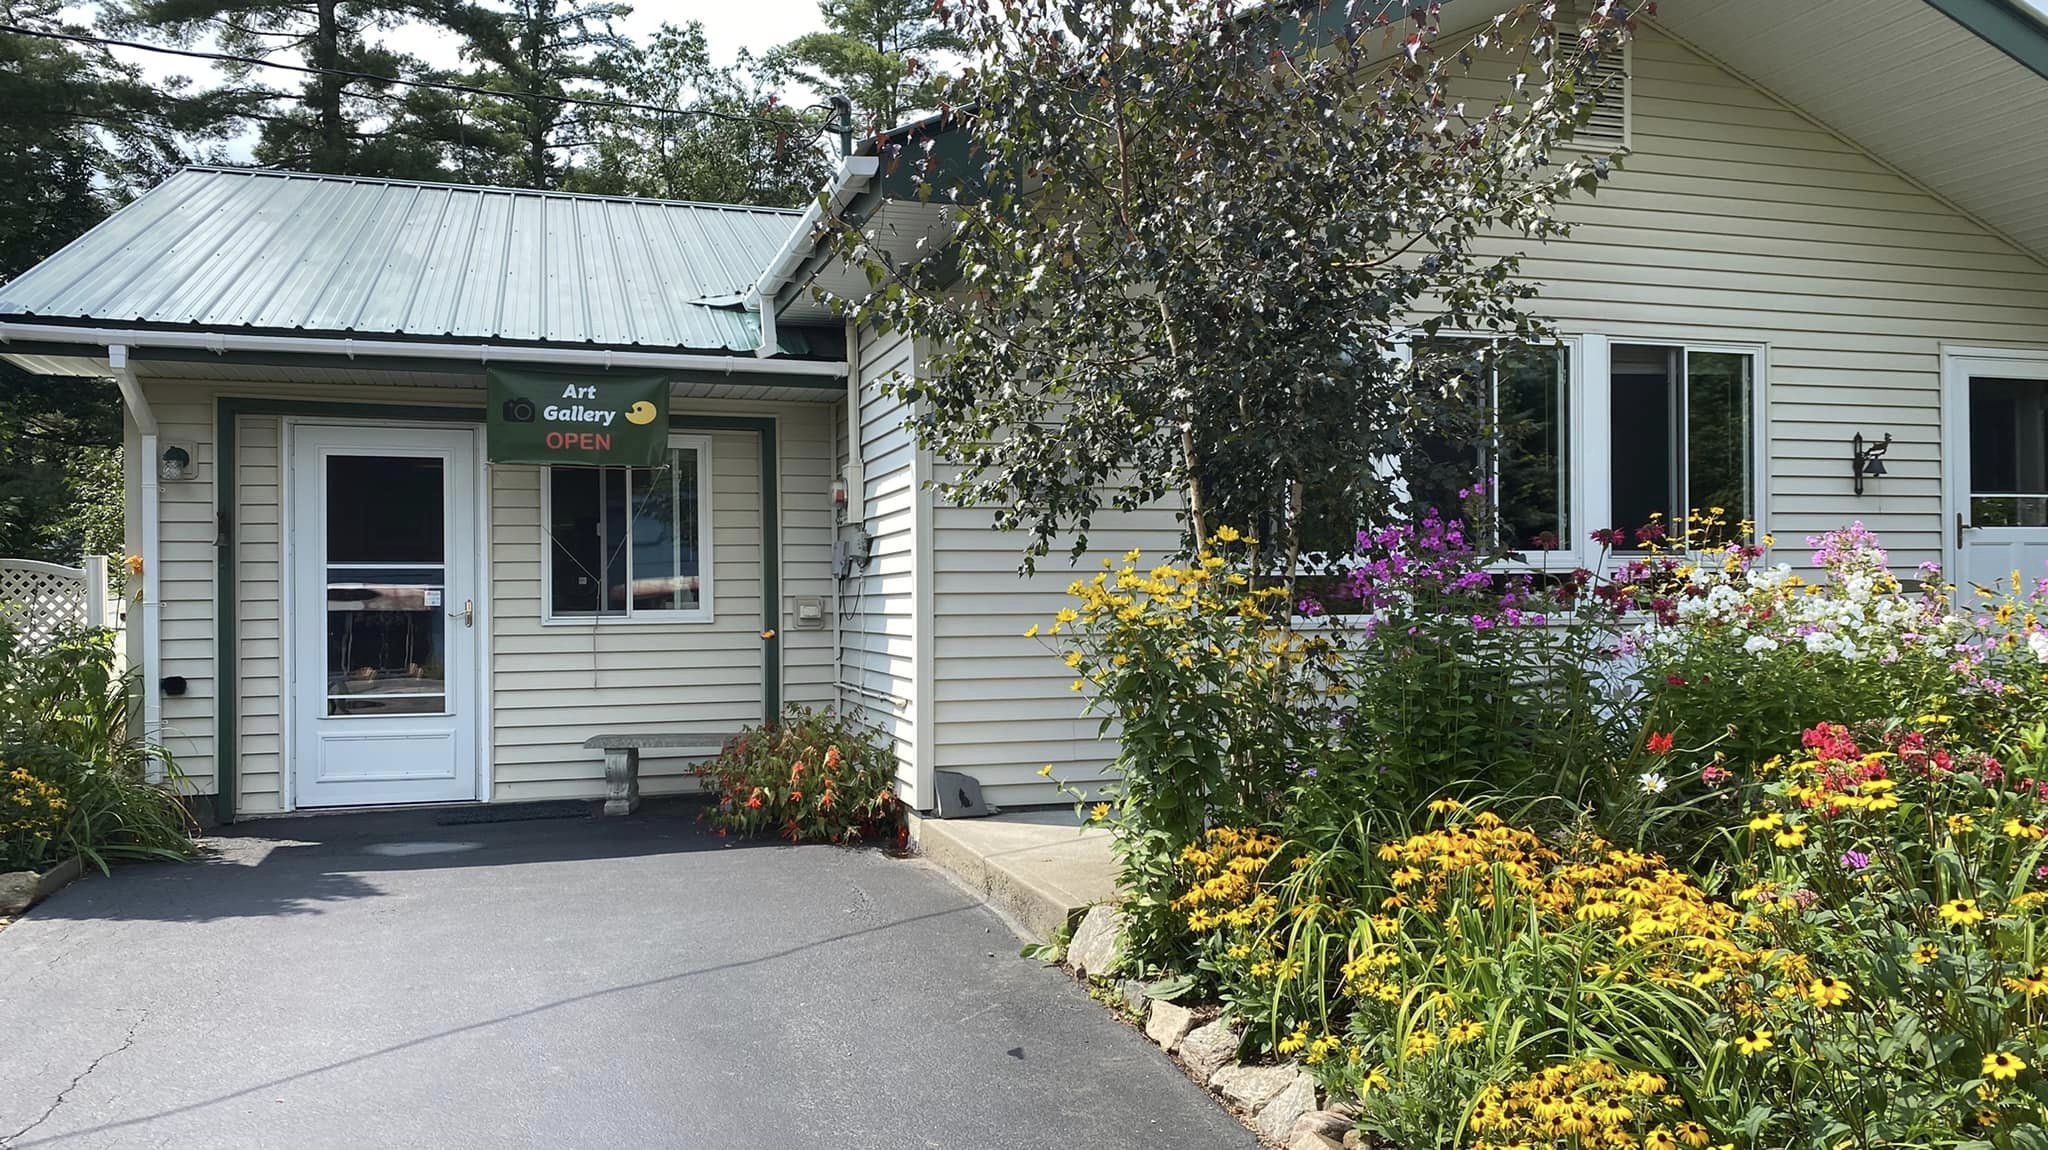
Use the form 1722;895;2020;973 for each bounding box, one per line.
81;2;829;162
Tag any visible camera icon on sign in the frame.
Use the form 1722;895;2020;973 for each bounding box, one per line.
501;397;537;423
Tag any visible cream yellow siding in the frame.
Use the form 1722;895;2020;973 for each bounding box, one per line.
130;375;834;814
927;502;1183;807
146;382;220;796
1526;26;2048;567
837;324;922;801
234;416;285;814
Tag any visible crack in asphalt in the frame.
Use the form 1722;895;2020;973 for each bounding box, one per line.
2;1010;146;1148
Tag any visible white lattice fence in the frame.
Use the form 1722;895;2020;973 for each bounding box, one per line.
0;557;114;650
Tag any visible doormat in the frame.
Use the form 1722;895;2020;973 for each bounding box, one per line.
434;801;594;826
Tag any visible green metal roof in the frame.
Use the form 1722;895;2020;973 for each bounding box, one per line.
0;167;803;354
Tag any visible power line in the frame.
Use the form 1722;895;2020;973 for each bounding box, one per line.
0;22;840;134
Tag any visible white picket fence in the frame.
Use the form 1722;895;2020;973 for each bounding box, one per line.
0;556;117;649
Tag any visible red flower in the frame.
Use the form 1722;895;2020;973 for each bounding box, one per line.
1665;674;1687;687
1646;731;1675;755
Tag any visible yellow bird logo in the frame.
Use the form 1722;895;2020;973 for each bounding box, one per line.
623;401;658;426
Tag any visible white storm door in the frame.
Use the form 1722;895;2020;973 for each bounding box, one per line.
290;424;480;807
1951;353;2048;596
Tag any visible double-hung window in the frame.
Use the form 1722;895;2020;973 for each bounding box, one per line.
543;435;713;622
1235;334;1760;578
1605;343;1756;546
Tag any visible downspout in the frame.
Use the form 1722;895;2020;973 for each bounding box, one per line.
109;345;165;784
748;155;881;359
835;325;863;715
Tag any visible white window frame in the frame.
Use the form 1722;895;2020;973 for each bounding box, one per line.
539;432;715;626
1580;334;1769;565
1361;334;1588;570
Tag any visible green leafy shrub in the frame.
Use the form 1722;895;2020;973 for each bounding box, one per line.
694;706;901;843
0;628;194;872
1174;807;1728;1149
1046;529;1341;967
1672;718;2048;1147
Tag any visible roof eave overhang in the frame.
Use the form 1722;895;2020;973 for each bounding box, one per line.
1923;0;2048;80
0;318;850;383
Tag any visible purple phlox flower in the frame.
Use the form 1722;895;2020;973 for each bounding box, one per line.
1838;850;1870;871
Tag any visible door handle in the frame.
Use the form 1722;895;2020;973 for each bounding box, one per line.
1956;512;1970;551
450;599;473;628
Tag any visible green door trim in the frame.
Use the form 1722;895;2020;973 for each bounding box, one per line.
213;396;781;822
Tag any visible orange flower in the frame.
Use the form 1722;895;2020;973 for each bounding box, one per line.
1646;731;1675;755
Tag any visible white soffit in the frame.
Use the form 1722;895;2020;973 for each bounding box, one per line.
1653;0;2048;263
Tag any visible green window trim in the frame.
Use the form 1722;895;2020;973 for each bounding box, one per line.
213;397;781;822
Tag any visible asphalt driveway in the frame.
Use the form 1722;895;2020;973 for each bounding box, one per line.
0;802;1255;1150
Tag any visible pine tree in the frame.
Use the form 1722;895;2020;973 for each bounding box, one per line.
106;0;474;176
768;0;960;134
451;0;630;188
0;1;242;560
567;22;830;207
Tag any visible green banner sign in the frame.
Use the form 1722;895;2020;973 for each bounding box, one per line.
486;368;669;466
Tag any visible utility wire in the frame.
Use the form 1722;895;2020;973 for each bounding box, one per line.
0;23;839;133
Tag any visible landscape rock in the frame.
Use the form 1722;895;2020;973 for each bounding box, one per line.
1292;1109;1353;1141
1064;904;1123;978
1144;999;1196;1051
1256;1073;1319;1143
1291;1134;1344;1150
1211;1062;1301;1111
0;871;36;916
1342;1130;1366;1149
1178;1016;1241;1081
1118;979;1149;1015
0;858;79;916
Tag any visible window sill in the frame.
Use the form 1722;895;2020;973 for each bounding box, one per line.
540;613;716;628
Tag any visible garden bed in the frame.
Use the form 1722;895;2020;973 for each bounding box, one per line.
1037;519;2048;1148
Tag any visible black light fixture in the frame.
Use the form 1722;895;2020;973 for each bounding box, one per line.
1851;432;1892;497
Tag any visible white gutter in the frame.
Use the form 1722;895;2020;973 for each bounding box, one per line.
108;345;165;784
0;323;848;378
749;155;881;359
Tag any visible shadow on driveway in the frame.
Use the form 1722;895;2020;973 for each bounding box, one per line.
28;797;758;924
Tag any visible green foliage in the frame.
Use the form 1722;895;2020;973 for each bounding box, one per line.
1044;536;1343;968
104;0;478;178
451;0;633;189
693;705;902;844
764;0;960;133
1671;720;2048;1147
0;629;194;872
1075;516;2048;1148
0;367;124;564
0;1;240;277
830;0;1639;565
566;22;832;207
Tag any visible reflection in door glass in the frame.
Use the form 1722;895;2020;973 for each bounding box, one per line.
1971;377;2048;527
325;452;449;715
326;571;446;715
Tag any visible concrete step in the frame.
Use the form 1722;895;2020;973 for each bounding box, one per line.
909;808;1116;943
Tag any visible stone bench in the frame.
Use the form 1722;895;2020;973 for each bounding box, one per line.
583;733;737;816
